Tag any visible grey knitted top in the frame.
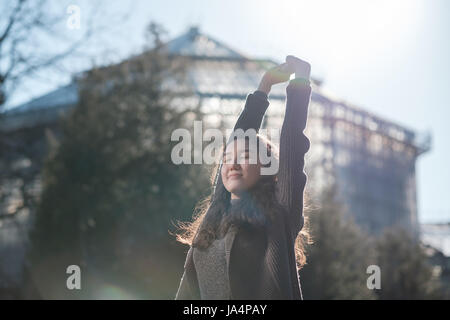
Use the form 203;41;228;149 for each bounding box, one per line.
192;230;233;299
192;199;240;299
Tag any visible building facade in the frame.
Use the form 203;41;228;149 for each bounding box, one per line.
0;27;431;294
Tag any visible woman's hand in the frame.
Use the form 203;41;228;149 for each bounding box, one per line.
257;56;311;95
286;55;311;80
257;63;292;95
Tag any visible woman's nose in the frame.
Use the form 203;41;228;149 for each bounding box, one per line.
231;160;241;169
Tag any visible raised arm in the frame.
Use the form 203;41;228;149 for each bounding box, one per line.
229;63;292;136
231;90;270;134
221;61;309;299
276;57;312;239
216;65;290;188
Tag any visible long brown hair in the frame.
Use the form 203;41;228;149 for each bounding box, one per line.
173;133;312;269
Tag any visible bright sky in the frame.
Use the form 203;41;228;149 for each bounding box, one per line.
6;0;450;223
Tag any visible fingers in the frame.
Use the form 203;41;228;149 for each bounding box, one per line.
270;64;291;83
263;62;295;86
278;63;291;73
286;55;294;64
286;55;311;78
286;55;304;64
270;63;288;72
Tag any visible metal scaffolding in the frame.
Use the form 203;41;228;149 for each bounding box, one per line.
0;27;431;289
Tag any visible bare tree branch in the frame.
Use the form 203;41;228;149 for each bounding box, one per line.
0;0;26;44
0;0;129;109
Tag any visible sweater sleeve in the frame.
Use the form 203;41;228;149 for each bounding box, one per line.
228;90;270;139
275;78;312;239
213;90;270;192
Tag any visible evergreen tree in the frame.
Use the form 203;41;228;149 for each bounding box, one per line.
374;227;444;299
300;183;376;299
25;23;210;298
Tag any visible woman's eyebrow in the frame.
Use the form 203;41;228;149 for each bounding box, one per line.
224;148;250;156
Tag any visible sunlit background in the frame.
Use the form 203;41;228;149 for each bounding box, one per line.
6;0;449;224
1;0;450;300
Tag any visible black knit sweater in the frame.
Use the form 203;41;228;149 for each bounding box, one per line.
175;78;312;300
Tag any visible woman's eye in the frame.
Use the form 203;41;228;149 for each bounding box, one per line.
223;152;250;163
224;155;234;163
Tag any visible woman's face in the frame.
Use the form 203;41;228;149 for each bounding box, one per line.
221;139;262;199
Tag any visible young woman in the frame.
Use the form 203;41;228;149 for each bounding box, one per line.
174;55;312;300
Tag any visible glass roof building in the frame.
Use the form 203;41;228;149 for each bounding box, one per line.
1;26;431;235
0;26;432;292
162;27;431;236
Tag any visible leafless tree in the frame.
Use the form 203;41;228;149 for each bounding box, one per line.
0;0;132;220
0;0;128;110
0;1;132;297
